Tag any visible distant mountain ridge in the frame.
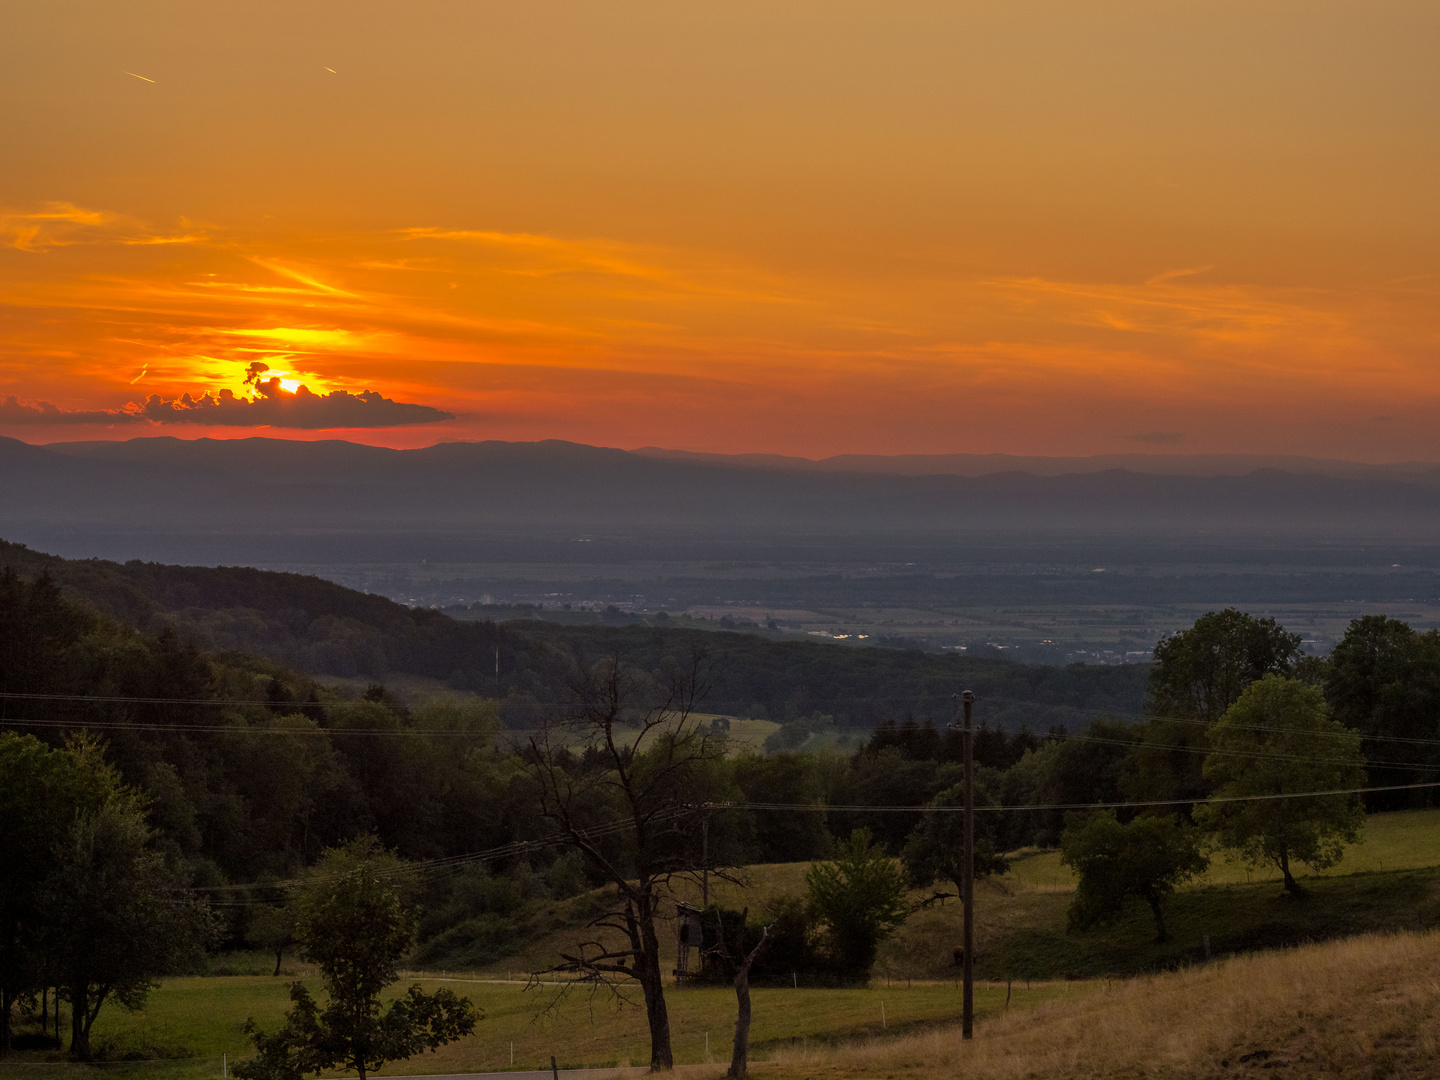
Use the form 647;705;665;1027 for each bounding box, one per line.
5;436;1440;563
40;434;1440;481
631;445;1440;480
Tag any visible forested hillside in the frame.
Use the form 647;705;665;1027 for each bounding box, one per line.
0;539;1148;730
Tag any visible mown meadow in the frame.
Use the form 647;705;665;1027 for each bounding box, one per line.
7;976;1069;1079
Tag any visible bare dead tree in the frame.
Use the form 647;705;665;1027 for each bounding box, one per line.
523;648;731;1070
705;907;774;1079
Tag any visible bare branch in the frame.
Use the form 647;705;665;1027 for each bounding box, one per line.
915;890;958;910
520;645;725;1070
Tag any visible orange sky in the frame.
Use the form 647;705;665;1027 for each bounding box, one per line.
3;1;1439;459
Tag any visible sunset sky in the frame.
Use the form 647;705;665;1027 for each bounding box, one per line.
3;0;1438;459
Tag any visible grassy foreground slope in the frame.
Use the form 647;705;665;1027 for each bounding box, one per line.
758;931;1440;1079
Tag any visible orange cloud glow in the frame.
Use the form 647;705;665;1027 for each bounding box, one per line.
2;1;1439;458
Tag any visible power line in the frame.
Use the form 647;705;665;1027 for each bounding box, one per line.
982;694;1440;749
190;816;646;895
192;781;1426;903
729;779;1438;813
5;722;1434;783
9;713;1429;773
1;716;489;737
0;690;405;710
10;687;1440;751
1038;728;1431;772
9;680;1440;780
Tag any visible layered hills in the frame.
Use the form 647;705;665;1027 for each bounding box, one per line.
4;437;1440;562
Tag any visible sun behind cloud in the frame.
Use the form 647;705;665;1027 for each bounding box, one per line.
0;197;1437;456
4;0;1439;456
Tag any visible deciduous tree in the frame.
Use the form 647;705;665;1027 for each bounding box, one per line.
236;838;476;1080
1197;675;1365;895
1150;609;1303;722
40;759;211;1059
704;908;774;1079
246;903;296;978
1134;609;1304;803
1325;616;1440;806
901;774;1010;902
0;734;114;1053
805;828;909;981
1060;811;1208;942
524;650;731;1070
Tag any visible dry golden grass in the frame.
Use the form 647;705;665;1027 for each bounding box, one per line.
747;931;1440;1079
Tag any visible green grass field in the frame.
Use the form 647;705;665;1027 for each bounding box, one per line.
696;714;780;755
2;975;1076;1079
1005;806;1440;890
891;808;1440;981
459;808;1440;985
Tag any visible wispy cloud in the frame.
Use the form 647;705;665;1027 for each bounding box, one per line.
1;203;205;253
3;201;1439;455
248;258;360;297
980;274;1352;348
1;203;119;252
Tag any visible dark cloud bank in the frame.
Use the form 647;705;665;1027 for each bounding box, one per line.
0;381;455;430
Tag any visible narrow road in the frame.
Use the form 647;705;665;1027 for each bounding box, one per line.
348;1066;723;1080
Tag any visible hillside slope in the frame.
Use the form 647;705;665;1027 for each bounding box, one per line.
760;930;1440;1079
443;811;1440;984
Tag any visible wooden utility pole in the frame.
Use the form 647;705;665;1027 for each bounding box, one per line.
961;689;975;1039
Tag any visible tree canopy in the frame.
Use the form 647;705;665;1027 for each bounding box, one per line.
1196;675;1366;895
0;734;112;1052
805;829;909;981
35;740;211;1059
237;838;476;1080
1149;608;1302;722
901;772;1010;900
1060;811;1208;941
1325;616;1440;806
0;733;210;1058
1133;608;1306;804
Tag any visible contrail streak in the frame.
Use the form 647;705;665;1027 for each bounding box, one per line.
125;71;155;83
